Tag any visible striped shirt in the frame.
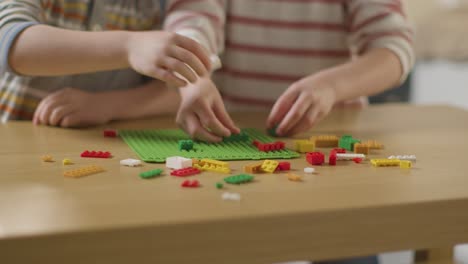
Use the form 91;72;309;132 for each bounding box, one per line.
165;0;415;111
0;0;221;121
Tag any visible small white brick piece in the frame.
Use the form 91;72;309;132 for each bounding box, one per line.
336;153;366;160
388;155;416;161
166;156;192;170
304;167;315;174
222;192;241;201
120;158;142;167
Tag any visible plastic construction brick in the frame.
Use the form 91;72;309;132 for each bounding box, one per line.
103;129;118;137
178;139;193;151
267;125;279;137
166;156;192;170
244;162;263;174
222;131;249;142
224;174;254;185
294;140;315;153
62;158;73;165
329;152;337;166
222;192;241;201
261;160;279;173
64;165;105;178
42;155;54;162
216;182;224;189
370;159;401;167
181;179;200;188
277;161;291;171
363;140;384;149
339;135;361;151
287;173;302;182
388;155;416;162
306;152;325;165
139;169;163;179
194;159;231;173
354;143;370;155
353;158;363;164
310;135;339;148
254;141;286;152
81;150;111;159
400;160;412;169
120;158;142;167
119;128;300;162
170;167;201;177
332;148;346;154
304;167;315;174
336;153;366;160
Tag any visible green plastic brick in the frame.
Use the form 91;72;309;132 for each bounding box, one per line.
267;124;279;137
216;182;224;189
224;174;254;184
338;135;361;151
178;139;193;151
139;169;163;179
222;131;249;142
120;128;300;163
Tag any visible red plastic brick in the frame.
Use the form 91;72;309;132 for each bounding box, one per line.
255;141;286;152
353;158;363;164
329;152;337;166
170;167;201;177
103;129;118;137
277;161;291;171
181;179;200;188
332;148;346;154
306;152;325;165
80;150;111;158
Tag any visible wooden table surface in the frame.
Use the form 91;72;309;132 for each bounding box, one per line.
1;104;468;264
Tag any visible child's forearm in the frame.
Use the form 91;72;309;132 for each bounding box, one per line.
9;25;130;76
104;80;181;121
316;48;403;103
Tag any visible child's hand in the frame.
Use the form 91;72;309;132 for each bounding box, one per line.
33;88;113;127
267;75;336;136
176;77;240;142
126;31;211;88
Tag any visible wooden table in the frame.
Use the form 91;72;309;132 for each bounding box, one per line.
1;104;467;264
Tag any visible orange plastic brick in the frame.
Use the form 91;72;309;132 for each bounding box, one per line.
42;155;54;162
353;143;370;155
287;173;302;182
310;135;339;148
244;163;263;174
63;165;105;178
363;140;384;149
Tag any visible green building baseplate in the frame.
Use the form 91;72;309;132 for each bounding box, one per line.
119;128;300;163
224;174;254;184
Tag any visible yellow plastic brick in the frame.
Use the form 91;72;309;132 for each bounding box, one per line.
63;165;105;178
62;158;73;165
294;140;315;153
371;159;401;167
363;140;384;149
194;159;231;173
261;160;279;173
399;160;412;169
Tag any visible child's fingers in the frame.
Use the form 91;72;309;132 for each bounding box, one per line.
162;57;197;83
49;105;74;127
276;94;310;136
267;88;299;129
213;100;240;134
287;107;319;136
60;112;81;128
196;103;231;137
153;67;187;87
184;113;222;142
174;36;211;73
170;46;207;77
33;100;46;125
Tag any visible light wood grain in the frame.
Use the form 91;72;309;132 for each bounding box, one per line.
1;104;468;263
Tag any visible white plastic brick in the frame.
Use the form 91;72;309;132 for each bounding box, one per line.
388;155;416;161
336;153;366;160
222;192;241;201
166;156;192;169
120;158;142;167
304;167;315;174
